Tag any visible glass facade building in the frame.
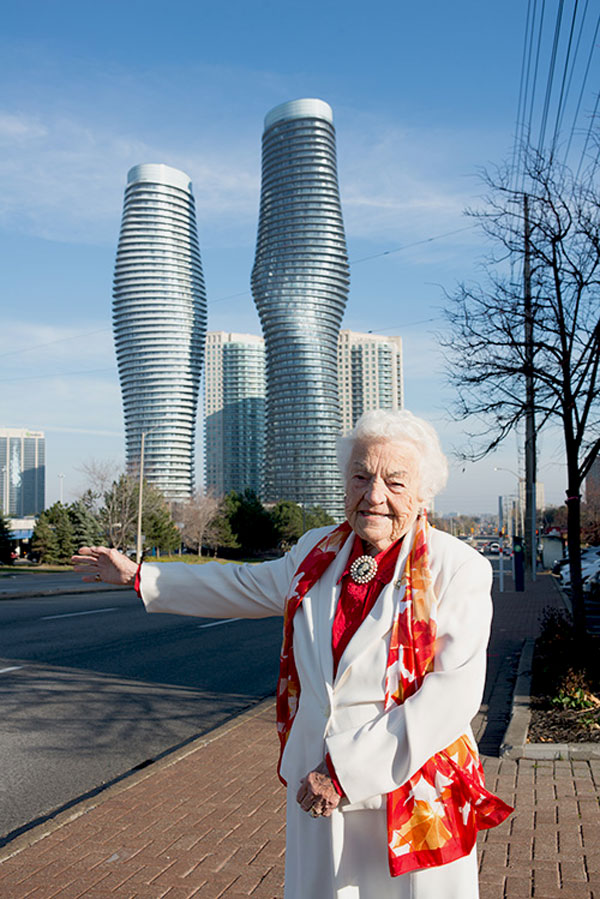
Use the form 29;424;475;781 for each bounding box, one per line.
252;99;349;519
204;332;266;497
113;164;207;501
338;331;404;431
0;428;45;517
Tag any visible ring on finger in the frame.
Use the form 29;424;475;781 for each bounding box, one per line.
309;806;319;818
95;573;101;582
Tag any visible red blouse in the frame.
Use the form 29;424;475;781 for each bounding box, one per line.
332;533;403;677
326;533;403;795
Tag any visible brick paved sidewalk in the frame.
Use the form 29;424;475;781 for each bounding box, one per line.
0;700;287;898
0;572;598;898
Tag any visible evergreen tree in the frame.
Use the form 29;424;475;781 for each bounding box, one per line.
270;501;335;547
68;499;103;549
143;506;181;556
270;500;304;543
32;511;59;563
205;500;240;556
228;490;277;554
47;503;76;563
0;513;13;564
305;505;335;530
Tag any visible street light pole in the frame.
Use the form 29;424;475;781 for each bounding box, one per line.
136;431;146;565
136;425;163;563
58;473;65;505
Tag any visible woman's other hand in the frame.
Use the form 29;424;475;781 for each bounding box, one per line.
71;546;138;586
296;759;341;818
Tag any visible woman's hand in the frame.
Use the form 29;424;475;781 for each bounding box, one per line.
296;759;341;819
71;546;138;586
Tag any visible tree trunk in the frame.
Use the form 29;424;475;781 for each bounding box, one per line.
566;487;585;638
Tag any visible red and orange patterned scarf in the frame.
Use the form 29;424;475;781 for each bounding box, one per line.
276;516;512;876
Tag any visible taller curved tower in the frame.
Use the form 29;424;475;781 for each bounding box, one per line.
252;99;349;519
113;163;206;501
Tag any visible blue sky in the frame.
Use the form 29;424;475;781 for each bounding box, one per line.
1;0;596;514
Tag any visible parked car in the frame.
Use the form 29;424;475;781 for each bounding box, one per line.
558;546;600;589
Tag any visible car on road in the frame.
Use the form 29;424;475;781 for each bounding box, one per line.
556;546;600;590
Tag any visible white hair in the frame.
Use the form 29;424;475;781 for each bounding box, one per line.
337;409;448;505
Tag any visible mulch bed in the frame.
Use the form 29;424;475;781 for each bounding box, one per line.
527;626;600;743
528;695;600;743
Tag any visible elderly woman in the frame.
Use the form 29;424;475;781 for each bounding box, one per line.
73;410;511;898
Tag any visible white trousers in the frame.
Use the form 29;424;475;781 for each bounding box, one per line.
284;798;479;899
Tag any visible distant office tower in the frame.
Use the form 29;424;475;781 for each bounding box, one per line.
338;331;404;431
204;332;266;497
113;164;207;501
587;457;600;504
252;99;349;519
518;478;546;513
0;428;45;516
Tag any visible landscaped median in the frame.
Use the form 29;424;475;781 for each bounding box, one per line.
501;616;600;760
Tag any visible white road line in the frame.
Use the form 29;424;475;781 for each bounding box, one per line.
197;618;241;629
0;666;24;674
40;607;119;621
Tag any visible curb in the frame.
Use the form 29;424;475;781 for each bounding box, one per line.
0;695;278;864
500;638;600;760
0;585;129;600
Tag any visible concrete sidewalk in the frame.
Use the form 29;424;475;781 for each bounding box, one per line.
0;573;598;898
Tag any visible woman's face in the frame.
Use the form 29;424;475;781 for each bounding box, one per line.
345;439;421;553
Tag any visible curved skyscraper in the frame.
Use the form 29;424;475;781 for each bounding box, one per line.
113;163;206;501
252;99;349;519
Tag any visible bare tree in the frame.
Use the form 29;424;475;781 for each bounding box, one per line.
76;459;119;513
441;149;600;635
180;490;221;556
77;461;170;552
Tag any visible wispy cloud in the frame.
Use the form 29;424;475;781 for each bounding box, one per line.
0;55;501;253
0;111;48;140
0;107;260;246
0;321;114;367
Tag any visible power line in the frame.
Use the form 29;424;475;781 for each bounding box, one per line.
0;368;115;383
550;0;579;156
527;0;547;153
538;0;565;152
576;87;600;178
562;1;597;163
512;0;536;191
208;290;251;306
0;328;110;360
1;225;480;369
348;225;477;265
366;317;440;333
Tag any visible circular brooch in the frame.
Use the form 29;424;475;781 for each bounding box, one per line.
349;555;378;585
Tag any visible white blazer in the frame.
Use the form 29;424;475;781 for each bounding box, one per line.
140;523;492;808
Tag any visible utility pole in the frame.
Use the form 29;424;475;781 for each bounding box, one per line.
524;194;537;580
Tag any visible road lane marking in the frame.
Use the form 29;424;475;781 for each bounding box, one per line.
40;607;119;621
0;666;24;674
197;618;241;629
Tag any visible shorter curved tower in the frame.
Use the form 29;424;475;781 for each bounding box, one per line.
252;99;350;519
113;163;207;500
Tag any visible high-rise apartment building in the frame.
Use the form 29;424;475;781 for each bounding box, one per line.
204;332;266;497
338;331;404;431
113;164;207;501
252;99;349;519
0;428;45;517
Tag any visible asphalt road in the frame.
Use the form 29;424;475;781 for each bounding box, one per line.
0;569;112;596
0;588;283;845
